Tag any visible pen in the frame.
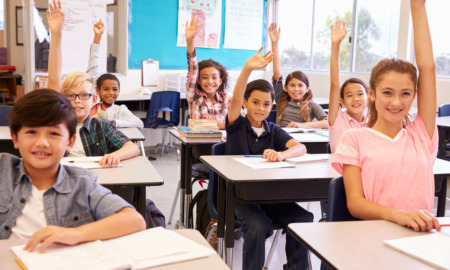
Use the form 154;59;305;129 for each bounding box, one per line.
244;155;263;158
68;160;100;163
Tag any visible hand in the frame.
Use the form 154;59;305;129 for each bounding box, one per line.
287;122;308;128
391;209;441;232
268;22;280;43
99;153;121;167
208;118;225;130
93;19;105;43
185;17;198;42
24;226;82;253
331;20;347;45
244;47;273;71
263;149;284;162
47;0;65;34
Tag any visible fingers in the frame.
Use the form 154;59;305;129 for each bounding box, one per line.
255;46;263;55
263;149;281;162
100;154;120;167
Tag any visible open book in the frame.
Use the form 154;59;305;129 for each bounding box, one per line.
12;227;215;270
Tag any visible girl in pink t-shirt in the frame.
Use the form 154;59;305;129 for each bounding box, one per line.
328;21;368;153
332;0;441;232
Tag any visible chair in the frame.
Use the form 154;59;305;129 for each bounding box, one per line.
438;104;450;160
267;110;277;123
143;91;180;156
326;176;360;222
0;105;13;126
205;142;284;269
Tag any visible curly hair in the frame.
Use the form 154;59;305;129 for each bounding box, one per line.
367;58;417;128
197;59;229;93
276;71;312;124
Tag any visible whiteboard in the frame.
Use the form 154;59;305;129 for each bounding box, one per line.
60;0;107;74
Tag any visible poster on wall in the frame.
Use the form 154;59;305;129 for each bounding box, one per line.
176;0;222;49
223;0;263;50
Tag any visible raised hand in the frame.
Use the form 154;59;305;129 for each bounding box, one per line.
331;20;347;45
244;47;273;71
268;22;281;43
185;17;199;42
94;19;105;40
47;0;65;34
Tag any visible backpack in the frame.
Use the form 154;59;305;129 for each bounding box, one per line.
188;180;211;235
144;199;166;228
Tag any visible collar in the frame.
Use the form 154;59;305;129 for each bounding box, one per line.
244;116;271;136
291;99;302;105
81;115;92;132
202;91;224;104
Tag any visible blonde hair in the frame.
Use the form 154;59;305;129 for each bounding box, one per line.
367;58;417;128
62;72;96;94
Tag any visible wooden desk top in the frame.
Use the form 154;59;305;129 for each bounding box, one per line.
94;156;163;186
288;220;448;270
200;154;339;183
0;229;228;270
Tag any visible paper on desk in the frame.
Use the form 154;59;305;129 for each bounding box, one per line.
286;154;329;163
282;127;320;133
233;157;295;169
60;157;123;169
384;232;450;269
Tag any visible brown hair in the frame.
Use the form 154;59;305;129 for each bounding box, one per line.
244;79;275;101
197;59;229;93
62;71;96;94
9;89;77;137
341;78;368;99
276;71;312;123
367;58;417;128
97;73;120;89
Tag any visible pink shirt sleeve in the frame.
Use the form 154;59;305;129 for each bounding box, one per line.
331;128;361;175
408;115;438;159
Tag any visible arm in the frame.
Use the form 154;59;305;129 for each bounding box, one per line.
93;19;104;44
24;207;146;252
287;120;328;129
86;20;104;78
100;141;140;167
186;17;198;55
269;22;282;81
47;0;64;92
114;105;144;129
228;47;273;125
185;17;199;104
343;164;440;232
412;0;436;138
263;139;307;162
329;21;347;126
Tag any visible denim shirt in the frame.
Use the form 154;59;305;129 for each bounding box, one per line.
0;153;133;239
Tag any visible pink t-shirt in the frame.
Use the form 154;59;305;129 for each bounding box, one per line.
331;116;438;212
329;108;367;153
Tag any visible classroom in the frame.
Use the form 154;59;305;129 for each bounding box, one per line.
1;0;450;269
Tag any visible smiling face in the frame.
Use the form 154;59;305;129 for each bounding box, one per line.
243;90;273;128
285;77;309;101
198;66;222;98
65;82;97;123
11;123;76;178
341;83;368;117
370;71;415;128
97;79;120;107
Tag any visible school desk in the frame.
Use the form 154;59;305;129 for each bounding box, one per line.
288;219;448;270
436;116;450;159
118;127;146;156
168;128;223;229
0;229;229;270
289;131;330;154
93;155;164;217
199;155;450;268
0;126;19;156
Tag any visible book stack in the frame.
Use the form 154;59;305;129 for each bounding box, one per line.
176;119;223;143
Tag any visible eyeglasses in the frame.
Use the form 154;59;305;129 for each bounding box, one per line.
64;93;93;100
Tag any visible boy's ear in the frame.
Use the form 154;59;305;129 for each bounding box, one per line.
242;98;247;108
10;132;19;149
66;134;77;153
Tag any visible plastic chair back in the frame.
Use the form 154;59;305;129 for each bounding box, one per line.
438;104;450;117
0;105;13;126
267;110;277;123
144;91;180;128
207;141;227;220
326;176;359;222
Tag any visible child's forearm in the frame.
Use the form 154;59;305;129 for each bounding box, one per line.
186;38;195;54
48;32;63;92
228;66;253;125
281;141;306;159
272;41;281;81
113;141;141;160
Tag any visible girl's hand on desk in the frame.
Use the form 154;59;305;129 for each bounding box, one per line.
392;209;441;232
24;226;82;253
287;122;308;128
263;149;284;162
99;153;120;167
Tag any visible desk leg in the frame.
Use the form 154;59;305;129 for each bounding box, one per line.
225;182;235;268
437;176;448;217
139;141;146;157
178;144;186;228
184;145;193;228
217;175;226;258
136;186;146;218
438;126;446;159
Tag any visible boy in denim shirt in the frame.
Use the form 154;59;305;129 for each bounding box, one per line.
0;89;145;252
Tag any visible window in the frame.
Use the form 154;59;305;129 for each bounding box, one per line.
276;0;401;73
427;0;450;77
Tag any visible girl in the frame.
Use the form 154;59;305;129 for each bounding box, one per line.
90;73;144;129
328;21;368;153
332;0;441;232
269;23;328;129
185;17;231;130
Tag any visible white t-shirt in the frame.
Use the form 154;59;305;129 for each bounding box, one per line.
252;126;265;137
68;125;86;157
10;185;47;239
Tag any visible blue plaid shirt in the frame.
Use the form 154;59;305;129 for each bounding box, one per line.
79;116;130;156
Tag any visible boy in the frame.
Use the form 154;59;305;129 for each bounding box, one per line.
1;89;146;252
46;0;140;166
226;48;313;270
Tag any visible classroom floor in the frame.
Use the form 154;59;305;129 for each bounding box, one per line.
144;144;450;270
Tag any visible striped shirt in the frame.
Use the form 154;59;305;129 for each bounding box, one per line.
186;49;231;121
